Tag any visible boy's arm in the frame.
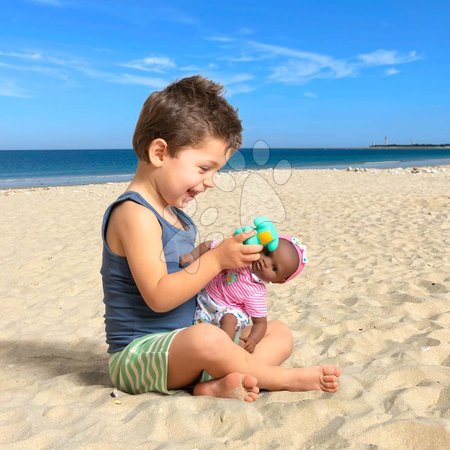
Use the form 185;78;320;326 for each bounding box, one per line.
116;201;262;313
179;241;213;267
240;317;267;353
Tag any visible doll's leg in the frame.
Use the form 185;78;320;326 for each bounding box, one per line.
220;313;238;340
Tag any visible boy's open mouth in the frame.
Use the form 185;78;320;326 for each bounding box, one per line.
187;189;200;197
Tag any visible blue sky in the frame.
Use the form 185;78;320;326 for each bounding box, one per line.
1;0;449;149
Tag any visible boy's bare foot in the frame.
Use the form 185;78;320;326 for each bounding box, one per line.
293;365;341;393
193;373;259;402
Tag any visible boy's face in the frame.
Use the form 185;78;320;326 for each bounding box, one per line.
160;136;229;208
251;239;299;284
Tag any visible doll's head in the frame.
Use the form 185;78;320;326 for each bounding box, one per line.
251;235;307;284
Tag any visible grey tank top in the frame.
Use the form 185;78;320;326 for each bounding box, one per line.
101;191;197;353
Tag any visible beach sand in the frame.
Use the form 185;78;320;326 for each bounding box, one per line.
1;167;449;449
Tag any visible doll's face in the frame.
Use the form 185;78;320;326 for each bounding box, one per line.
251;239;299;283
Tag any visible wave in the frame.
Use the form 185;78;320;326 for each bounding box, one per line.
362;160;401;166
0;173;134;189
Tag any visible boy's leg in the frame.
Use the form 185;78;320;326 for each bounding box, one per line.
167;323;340;396
220;313;238;340
168;323;258;402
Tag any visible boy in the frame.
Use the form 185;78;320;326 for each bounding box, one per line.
102;75;340;401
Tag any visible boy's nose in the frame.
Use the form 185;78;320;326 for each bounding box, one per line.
204;176;214;188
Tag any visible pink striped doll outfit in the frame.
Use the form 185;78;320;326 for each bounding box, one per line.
194;236;308;331
194;240;268;331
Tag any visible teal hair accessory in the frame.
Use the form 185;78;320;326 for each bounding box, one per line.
234;216;279;252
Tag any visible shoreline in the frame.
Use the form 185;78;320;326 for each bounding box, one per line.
370;145;450;149
1;163;449;191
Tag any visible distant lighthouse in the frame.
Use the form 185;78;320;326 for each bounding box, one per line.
384;136;388;145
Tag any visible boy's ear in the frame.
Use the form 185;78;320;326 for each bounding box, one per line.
148;138;169;167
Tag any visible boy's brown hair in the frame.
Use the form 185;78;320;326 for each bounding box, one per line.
132;75;243;161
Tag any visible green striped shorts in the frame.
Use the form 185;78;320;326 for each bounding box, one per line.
108;329;182;395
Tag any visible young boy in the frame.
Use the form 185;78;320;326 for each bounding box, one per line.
101;75;340;401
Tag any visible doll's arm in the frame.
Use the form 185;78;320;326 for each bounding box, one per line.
240;317;268;353
179;241;213;267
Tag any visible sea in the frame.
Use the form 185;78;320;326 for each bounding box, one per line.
1;147;450;189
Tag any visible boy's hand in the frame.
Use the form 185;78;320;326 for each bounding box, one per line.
240;335;257;353
213;231;262;271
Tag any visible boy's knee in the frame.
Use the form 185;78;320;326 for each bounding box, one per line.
190;323;230;357
271;320;293;349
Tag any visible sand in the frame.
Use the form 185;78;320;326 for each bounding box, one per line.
1;167;449;449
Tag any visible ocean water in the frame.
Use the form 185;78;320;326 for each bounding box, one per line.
1;148;450;189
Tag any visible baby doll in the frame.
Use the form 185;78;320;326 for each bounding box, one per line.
181;235;307;353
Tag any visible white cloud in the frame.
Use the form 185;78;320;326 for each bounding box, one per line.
0;79;28;98
245;41;355;84
218;54;260;63
120;56;176;73
225;84;257;96
0;35;420;99
178;64;204;72
238;27;254;35
358;49;419;65
206;36;236;43
0;49;83;70
270;60;320;83
249;42;335;65
0;50;97;83
183;70;256;95
0;50;44;60
178;62;221;74
269;57;354;84
215;73;254;85
0;60;70;81
0;47;173;89
385;67;400;76
111;74;169;89
224;41;418;85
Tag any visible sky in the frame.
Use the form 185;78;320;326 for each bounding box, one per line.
1;0;449;149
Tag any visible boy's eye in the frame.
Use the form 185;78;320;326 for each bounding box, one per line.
264;249;270;256
272;265;277;272
199;167;209;172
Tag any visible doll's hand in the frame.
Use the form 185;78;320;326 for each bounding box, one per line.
213;231;262;271
240;335;257;353
179;252;195;268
